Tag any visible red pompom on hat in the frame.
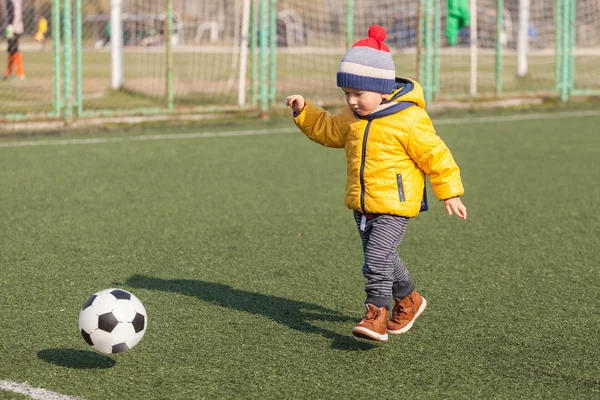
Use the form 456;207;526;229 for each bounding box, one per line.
368;25;387;42
351;24;390;52
337;25;396;93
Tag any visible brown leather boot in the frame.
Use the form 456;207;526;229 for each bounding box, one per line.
387;290;427;334
352;304;389;342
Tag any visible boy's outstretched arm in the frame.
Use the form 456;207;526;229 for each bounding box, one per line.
286;94;346;148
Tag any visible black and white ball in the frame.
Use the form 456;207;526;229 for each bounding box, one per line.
78;288;147;354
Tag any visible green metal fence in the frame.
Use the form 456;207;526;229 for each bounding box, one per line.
0;0;598;125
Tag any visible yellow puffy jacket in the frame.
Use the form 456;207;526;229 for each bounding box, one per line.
294;78;464;217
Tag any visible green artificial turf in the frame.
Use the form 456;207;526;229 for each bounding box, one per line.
1;110;599;399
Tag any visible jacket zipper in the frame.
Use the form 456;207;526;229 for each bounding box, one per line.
359;120;372;213
396;174;406;202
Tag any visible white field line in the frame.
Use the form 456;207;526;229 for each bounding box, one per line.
1;109;600;149
434;109;600;125
0;380;82;400
0;128;298;148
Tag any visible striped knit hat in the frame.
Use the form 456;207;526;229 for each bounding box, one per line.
337;25;396;94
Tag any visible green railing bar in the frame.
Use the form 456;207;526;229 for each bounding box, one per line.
78;105;255;118
554;0;562;92
166;0;174;112
568;0;576;95
346;0;354;48
495;0;503;94
417;0;425;82
251;0;258;107
571;89;600;95
259;0;268;116
0;112;56;121
560;0;569;101
52;0;61;117
424;0;433;104
433;0;440;99
63;0;73;124
269;0;276;106
75;0;83;117
438;91;560;99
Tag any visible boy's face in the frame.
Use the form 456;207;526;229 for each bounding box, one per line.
341;87;386;116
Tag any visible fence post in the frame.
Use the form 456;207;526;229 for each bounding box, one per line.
517;0;530;77
416;0;423;82
496;0;504;95
166;0;174;112
555;0;562;93
238;0;251;106
75;0;82;117
469;0;477;96
110;0;123;89
269;0;276;107
346;0;354;48
259;0;268;117
63;0;73;124
424;0;433;104
560;0;569;101
568;0;575;97
251;0;258;107
433;0;440;99
52;0;61;117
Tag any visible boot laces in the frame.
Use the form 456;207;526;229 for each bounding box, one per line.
364;306;382;321
394;302;409;316
394;296;414;317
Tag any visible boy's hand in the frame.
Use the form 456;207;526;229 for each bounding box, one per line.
444;197;467;220
285;94;305;114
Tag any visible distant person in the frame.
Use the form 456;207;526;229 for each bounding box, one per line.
528;22;544;49
389;11;416;48
34;15;48;50
96;20;110;49
2;0;25;80
286;25;467;342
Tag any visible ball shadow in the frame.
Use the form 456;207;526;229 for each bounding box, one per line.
37;348;116;369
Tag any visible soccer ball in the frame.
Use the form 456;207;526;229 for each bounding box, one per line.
78;288;147;354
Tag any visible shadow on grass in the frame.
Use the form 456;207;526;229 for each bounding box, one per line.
37;348;116;369
125;274;376;351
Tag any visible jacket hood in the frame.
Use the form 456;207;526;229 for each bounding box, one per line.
387;77;426;108
358;77;425;120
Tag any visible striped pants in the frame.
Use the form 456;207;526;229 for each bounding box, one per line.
353;211;415;310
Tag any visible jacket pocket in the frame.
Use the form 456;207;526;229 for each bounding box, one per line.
396;174;406;202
